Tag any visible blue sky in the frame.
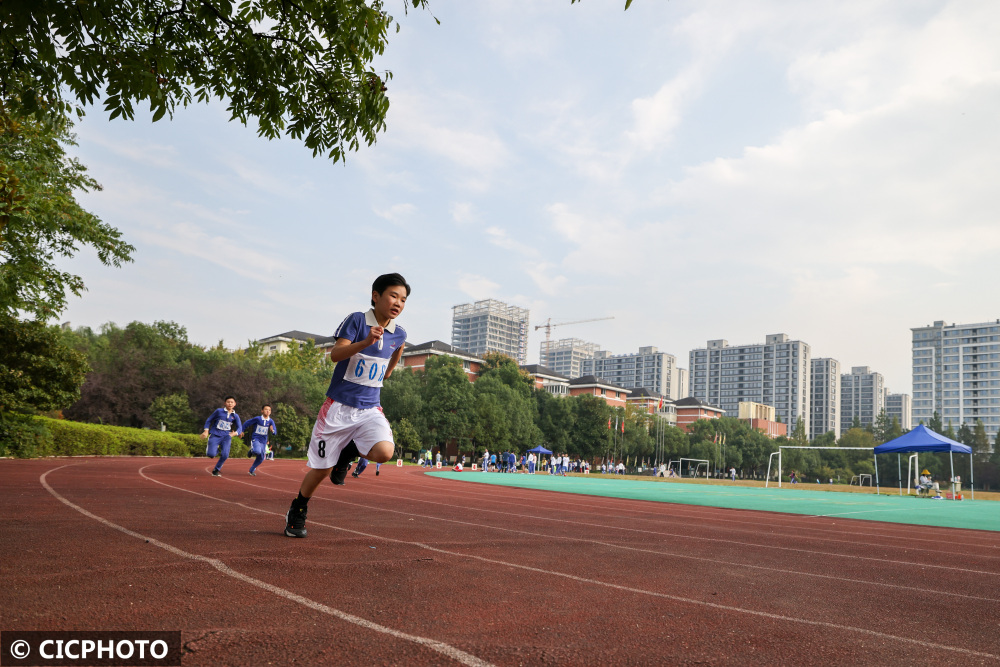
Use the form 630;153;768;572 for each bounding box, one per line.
61;0;1000;393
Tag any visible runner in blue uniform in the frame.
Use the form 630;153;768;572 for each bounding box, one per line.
351;457;382;478
201;396;242;476
284;273;409;538
242;404;277;476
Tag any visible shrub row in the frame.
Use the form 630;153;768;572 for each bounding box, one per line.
0;414;248;459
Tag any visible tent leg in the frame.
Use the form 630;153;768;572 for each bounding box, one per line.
950;451;955;500
897;454;902;496
874;452;879;495
970;452;975;500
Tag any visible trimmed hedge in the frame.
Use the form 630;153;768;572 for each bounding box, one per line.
0;415;248;459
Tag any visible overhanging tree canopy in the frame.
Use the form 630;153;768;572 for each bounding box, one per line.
1;0;430;161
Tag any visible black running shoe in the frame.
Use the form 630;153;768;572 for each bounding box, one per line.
329;440;360;486
375;469;379;476
212;468;221;476
351;471;360;478
284;501;307;538
330;467;348;485
249;470;256;476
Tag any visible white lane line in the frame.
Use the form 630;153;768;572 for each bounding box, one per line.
366;475;1000;562
255;468;1000;580
39;465;493;667
386;473;1000;551
274;477;1000;602
812;509;921;518
138;463;1000;660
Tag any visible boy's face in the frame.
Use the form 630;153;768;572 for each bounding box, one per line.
262;406;271;418
225;398;236;410
372;284;408;320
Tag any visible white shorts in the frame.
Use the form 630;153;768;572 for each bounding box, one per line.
307;398;394;469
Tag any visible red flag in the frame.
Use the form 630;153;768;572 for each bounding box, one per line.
658;398;663;410
621;419;625;434
607;418;612;430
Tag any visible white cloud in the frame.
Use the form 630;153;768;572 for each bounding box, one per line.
134;221;289;282
457;274;500;300
382;91;511;189
450;201;476;225
485;226;536;256
373;203;417;223
626;67;705;151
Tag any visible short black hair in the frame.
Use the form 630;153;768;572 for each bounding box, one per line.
371;273;411;306
224;395;236;402
261;404;271;410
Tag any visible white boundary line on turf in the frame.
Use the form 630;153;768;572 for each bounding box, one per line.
280;462;998;547
257;468;1000;580
391;480;1000;556
418;474;1000;546
133;463;1000;661
421;471;1000;543
383;474;1000;561
38;464;493;667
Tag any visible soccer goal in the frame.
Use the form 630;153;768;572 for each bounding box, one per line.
666;458;709;478
765;446;878;492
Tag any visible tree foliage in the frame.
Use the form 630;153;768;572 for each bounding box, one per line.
0;313;89;413
422;354;473;449
0;112;133;319
148;392;197;433
1;0;432;162
61;320;321;432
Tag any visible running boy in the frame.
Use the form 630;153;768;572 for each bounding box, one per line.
351;457;382;478
242;404;277;476
284;273;409;538
201;396;242;476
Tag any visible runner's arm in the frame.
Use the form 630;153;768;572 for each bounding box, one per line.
383;343;405;380
328;331;381;363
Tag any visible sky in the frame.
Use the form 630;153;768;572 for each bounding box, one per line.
60;0;1000;394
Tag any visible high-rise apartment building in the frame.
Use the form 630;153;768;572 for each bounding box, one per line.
451;299;530;364
912;319;1000;440
581;346;684;400
688;334;811;434
885;392;912;431
810;358;841;440
840;366;885;432
539;338;599;378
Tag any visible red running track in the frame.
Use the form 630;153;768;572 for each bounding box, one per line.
3;457;1000;666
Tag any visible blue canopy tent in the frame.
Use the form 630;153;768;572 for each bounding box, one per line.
527;445;552;455
873;425;973;499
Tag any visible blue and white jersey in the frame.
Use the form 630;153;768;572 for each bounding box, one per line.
326;309;407;410
204;408;242;437
243;416;276;445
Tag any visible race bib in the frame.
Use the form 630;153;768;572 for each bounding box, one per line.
345;352;389;388
255;425;268;436
215;419;231;431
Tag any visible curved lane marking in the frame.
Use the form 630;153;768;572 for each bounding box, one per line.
39;464;493;667
258;468;1000;581
139;462;999;660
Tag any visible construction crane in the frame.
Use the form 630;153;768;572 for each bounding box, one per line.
535;316;614;364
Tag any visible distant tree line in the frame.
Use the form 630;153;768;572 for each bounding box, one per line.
6;318;1000;488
